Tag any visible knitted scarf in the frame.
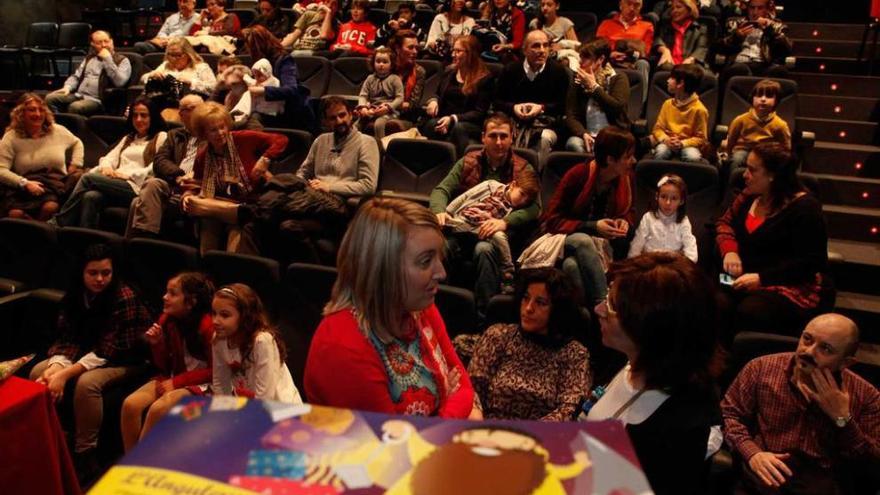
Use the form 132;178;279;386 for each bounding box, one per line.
200;135;251;199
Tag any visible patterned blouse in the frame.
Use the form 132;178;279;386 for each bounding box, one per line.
468;323;591;421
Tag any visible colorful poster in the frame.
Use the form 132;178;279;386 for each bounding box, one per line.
89;396;653;495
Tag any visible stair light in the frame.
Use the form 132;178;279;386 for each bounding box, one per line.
819;64;826;71
863;192;870;199
815;47;822;54
830;84;838;91
834;105;841;113
872;227;878;235
855;162;863;170
839;131;847;138
812;30;819;36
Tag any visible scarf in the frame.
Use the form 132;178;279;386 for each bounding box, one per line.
200;135;251;200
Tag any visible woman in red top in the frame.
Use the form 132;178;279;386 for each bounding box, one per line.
654;0;710;70
120;272;215;452
192;0;242;38
305;197;477;418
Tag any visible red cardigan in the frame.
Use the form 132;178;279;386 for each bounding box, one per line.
541;160;634;235
304;304;474;418
192;130;288;190
150;313;214;390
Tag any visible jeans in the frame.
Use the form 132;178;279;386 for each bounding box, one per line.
55;173;136;228
654;143;702;162
45;93;103;116
561;233;608;306
445;232;502;322
133;41;163;54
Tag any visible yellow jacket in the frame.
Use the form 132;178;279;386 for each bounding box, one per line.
652;94;709;149
725;108;792;153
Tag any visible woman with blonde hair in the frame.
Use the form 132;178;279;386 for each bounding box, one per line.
0;93;83;220
305;197;477;419
181;102;287;253
141;37;217;96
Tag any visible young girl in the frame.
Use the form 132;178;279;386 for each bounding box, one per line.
120;272;216;452
212;284;302;403
628;174;698;262
724;79;792;169
355;47;404;139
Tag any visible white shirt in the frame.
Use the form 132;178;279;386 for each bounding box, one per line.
523;60;547;82
628;210;699;262
212;332;302;403
92;132;167;194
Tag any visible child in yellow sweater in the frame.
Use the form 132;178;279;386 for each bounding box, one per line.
651;64;708;162
724;79;791;168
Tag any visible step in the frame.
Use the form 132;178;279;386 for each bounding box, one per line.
829;239;880;295
799;94;879;122
797;117;878;144
835;291;880;343
791;72;880;98
823;204;880;243
787;22;868;42
802;141;880;178
802;173;880;208
792;39;863;58
794;56;870;75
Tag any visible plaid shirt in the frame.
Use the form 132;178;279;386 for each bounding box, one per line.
722;353;880;468
48;284;152;366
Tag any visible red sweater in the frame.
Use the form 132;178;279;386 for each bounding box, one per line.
332;20;377;54
193;130;288;198
304;304;474;418
150;313;214;390
542;160;634;234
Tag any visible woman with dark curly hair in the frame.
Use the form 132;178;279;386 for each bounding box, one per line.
0;93;83;220
466;267;591;421
585;252;723;495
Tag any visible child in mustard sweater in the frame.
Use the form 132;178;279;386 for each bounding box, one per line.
724;79;791;168
651;64;708;162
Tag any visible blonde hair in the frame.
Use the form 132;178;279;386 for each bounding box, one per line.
164;37;203;68
324;197;442;343
190;101;233;140
6;93;54;137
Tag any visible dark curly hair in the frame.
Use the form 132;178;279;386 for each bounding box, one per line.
515;267;584;347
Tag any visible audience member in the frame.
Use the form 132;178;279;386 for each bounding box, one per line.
596;0;654;102
653;0;709;70
0;93;83;221
538;126;636;306
134;0;199;54
30;244;151;482
528;0;577;46
46;30;132;116
482;0;527;61
304;197;477;418
281;0;337;52
425;0;476;61
651;63;709;162
355;47;405;138
140;37;217;99
565;38;631;153
628;173;698;262
724;78;792;169
243;26;316;130
120;272;215;452
233;58;285;125
430;112;540;319
465;267;590;420
190;0;242;38
182;102;287;253
127;94;204;238
375;2;425;48
421;34;492;156
586;252;722;495
717;0;792;79
722;313;879;494
386;29;426;131
212;283;302;402
245;0;294;40
330;1;377;56
54;97;167;229
494;29;569;165
716;142;829;339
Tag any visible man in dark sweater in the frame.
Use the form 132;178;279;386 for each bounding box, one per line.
493;29;570;168
126;94;205;237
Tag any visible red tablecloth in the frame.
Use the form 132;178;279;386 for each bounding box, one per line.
0;376;81;495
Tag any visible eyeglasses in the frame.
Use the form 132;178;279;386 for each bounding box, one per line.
167;52;186;58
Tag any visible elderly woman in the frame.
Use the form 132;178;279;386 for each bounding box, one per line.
565;38;631;153
586;252;722;495
654;0;710;70
54;97;167;228
182;102;287;253
191;0;241;38
538;126;636;306
716;142;829;338
466;267;590;421
305;197;477;419
141;37;217;97
421;35;492;156
0;93;83;220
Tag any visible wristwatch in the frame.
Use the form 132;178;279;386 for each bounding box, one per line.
834;414;852;428
18;177;28;189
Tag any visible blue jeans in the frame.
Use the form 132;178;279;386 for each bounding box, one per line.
45;93;103;116
653;143;702;162
445;233;502;323
55;173;135;228
561;233;608;306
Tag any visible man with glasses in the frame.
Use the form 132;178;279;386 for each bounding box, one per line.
135;0;199;54
127;94;205;238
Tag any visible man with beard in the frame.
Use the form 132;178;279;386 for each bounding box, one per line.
382;421;590;495
722;313;879;495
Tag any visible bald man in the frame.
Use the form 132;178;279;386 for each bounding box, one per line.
722;314;879;494
127;94;205;237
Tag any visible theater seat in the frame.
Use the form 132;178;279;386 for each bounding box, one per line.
542;152;590;206
50;227;124;292
327;57;372;101
0;219;57;295
378;138;457;204
202;250;281;314
617;68;646;122
124;238;199;312
292;55;331;98
436;285;478;338
263;127;312;174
